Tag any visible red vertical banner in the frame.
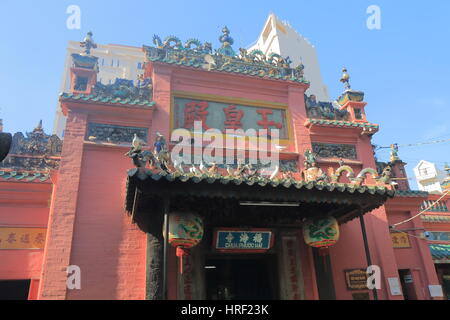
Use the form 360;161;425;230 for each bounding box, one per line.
280;235;305;300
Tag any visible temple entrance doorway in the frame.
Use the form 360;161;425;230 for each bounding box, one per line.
205;254;278;300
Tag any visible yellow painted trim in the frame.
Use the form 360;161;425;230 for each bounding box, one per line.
170;91;293;145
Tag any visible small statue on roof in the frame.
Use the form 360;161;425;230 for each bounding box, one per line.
340;68;351;90
154;132;167;154
153;132;170;172
378;164;394;185
302;149;328;182
125;134;152;168
80;31;97;56
303;149;316;167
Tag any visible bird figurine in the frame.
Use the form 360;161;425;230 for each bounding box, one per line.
199;161;206;173
208;162;218;174
132;134;146;151
269;165;279;180
189;165;200;175
173;159;185;174
226;165;234;177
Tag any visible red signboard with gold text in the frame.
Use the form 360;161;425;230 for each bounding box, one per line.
172;94;290;140
0;227;47;249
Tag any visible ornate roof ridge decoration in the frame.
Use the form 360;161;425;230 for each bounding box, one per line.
305;118;379;130
127;168;395;193
125;133;395;195
71;31;99;70
144;28;308;83
305;94;349;121
0;121;62;171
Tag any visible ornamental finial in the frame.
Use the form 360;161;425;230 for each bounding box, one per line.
340;68;351;90
218;26;236;56
33;120;43;132
80;31;97;56
390;143;400;162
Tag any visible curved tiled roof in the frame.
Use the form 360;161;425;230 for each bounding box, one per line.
129;169;393;194
125;168;395;223
60;93;155;107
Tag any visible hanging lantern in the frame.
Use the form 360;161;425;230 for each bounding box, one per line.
166;212;204;274
302;216;340;249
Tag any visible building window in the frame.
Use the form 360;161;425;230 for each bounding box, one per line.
354;109;363;120
117;60;120;67
101;58;105;66
420;168;429;176
74;76;88;91
137;62;142;69
111;59;114;67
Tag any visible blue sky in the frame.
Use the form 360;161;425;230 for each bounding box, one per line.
1;0;449;186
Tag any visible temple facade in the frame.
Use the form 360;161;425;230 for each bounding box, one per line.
0;29;448;300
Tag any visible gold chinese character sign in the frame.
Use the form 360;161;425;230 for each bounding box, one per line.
0;227;47;249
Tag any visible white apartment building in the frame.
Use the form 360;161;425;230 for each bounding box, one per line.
414;160;448;194
248;13;330;102
53;41;145;138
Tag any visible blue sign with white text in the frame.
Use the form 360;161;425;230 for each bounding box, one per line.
215;230;273;250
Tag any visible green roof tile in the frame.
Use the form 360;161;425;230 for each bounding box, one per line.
429;244;450;261
60;92;155;107
0;170;51;182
